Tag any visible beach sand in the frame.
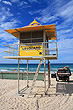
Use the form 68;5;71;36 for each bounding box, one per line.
0;75;73;110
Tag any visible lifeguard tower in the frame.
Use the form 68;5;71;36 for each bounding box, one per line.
3;19;57;96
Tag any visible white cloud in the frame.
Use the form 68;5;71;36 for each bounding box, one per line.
0;7;14;24
20;5;31;9
24;1;28;4
0;7;13;21
18;1;28;6
59;1;73;19
0;6;19;42
2;1;12;6
57;29;72;35
29;0;73;27
17;1;31;9
0;46;18;64
0;32;16;41
11;0;19;2
56;1;73;30
0;16;6;22
29;0;48;3
56;27;73;40
29;0;60;24
29;9;42;15
57;38;73;53
0;19;19;44
36;15;59;23
1;20;18;29
51;37;73;63
29;0;38;3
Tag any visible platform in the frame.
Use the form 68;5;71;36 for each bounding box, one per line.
3;55;57;60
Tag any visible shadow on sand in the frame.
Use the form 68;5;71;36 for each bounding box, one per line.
56;81;73;96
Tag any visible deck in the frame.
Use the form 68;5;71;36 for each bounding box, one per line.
3;55;57;60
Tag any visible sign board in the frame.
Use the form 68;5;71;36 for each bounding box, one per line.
19;45;43;56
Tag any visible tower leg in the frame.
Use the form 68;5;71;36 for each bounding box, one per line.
27;60;29;87
18;59;20;93
48;60;50;88
44;58;46;93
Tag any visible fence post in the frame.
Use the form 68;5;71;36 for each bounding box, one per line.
2;73;3;79
22;73;23;80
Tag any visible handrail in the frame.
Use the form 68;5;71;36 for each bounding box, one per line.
3;42;57;57
4;45;18;50
4;42;56;46
4;51;19;55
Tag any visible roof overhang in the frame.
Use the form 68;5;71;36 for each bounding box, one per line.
5;24;57;40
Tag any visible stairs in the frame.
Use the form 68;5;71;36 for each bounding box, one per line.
28;58;43;96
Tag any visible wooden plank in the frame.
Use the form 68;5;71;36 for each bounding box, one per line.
3;55;57;60
4;45;18;50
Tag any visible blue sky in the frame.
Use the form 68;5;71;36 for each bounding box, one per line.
0;0;73;64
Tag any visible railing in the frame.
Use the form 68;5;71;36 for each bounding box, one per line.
3;42;57;57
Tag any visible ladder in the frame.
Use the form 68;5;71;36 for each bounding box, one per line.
28;58;43;96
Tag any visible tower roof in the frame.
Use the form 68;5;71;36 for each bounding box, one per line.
5;19;57;40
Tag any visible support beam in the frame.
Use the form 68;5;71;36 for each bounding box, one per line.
18;26;20;94
47;36;50;88
47;36;49;55
27;60;29;87
44;58;46;93
43;30;46;55
18;59;20;93
48;60;50;88
28;58;43;96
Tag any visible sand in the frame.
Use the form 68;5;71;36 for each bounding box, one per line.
0;75;73;110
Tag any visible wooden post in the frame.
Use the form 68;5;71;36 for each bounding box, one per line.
48;60;50;88
27;60;29;87
44;58;46;93
22;73;23;80
43;29;46;94
47;36;49;55
47;37;50;88
43;30;46;55
42;42;43;56
2;73;3;79
18;59;20;93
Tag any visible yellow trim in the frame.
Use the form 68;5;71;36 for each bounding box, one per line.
29;19;41;26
